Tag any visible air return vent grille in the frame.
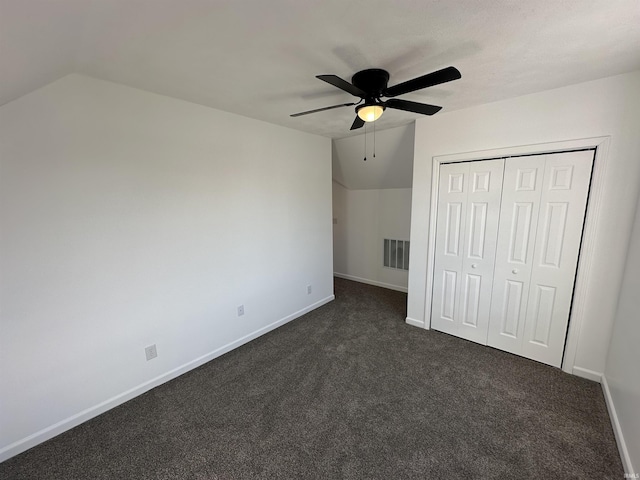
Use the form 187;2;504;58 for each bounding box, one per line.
384;239;410;270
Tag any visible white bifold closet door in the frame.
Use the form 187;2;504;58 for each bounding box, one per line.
431;159;505;344
487;151;593;366
431;150;593;368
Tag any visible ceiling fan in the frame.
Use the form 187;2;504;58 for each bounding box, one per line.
291;66;461;130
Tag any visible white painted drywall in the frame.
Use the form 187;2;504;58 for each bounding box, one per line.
407;71;640;377
604;188;640;474
333;182;412;292
332;124;415;190
0;74;333;460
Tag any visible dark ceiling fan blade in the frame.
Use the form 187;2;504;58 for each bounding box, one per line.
383;66;461;97
317;75;366;97
290;102;356;117
385;99;442;115
350;116;365;130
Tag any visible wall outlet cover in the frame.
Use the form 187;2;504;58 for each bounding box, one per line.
145;344;157;361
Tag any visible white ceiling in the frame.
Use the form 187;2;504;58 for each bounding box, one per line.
333;124;415;190
2;0;640;139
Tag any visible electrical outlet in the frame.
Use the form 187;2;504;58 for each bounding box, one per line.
307;285;312;295
237;305;245;316
145;344;157;361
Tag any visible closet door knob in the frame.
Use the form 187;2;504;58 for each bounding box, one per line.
471;264;478;269
512;269;519;274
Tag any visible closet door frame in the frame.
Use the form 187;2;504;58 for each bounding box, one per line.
423;136;610;376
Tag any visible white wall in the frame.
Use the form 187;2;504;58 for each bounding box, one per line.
333;182;412;292
0;74;333;460
407;71;640;378
604;188;640;474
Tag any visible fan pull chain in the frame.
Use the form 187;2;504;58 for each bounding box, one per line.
373;121;376;158
363;123;367;161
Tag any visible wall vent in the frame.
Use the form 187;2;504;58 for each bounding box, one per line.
384;239;410;270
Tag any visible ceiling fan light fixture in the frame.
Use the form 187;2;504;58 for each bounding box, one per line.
291;66;461;131
357;104;384;122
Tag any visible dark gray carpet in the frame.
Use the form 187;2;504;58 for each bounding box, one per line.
1;278;623;479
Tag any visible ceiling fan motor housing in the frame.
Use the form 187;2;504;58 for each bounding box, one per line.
353;69;389;117
351;69;390;99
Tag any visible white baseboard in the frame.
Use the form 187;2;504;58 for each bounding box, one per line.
405;317;425;328
601;375;635;475
334;272;408;293
0;295;334;463
572;366;603;382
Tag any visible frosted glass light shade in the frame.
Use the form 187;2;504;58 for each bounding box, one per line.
357;104;384;122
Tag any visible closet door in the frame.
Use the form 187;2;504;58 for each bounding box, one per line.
431;162;467;338
487;157;544;354
520;151;593;366
431;159;504;343
487;150;593;367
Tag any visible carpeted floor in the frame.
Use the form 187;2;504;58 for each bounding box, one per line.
0;278;623;479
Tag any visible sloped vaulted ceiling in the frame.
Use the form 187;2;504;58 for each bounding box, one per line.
333;124;415;190
2;0;640;139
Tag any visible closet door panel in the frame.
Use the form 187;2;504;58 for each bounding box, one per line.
521;150;593;367
431;162;469;336
487;157;544;354
456;159;504;344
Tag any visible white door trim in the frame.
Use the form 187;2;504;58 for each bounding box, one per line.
424;137;611;375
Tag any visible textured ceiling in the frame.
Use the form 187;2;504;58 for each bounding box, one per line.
2;0;640;139
333;124;415;190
